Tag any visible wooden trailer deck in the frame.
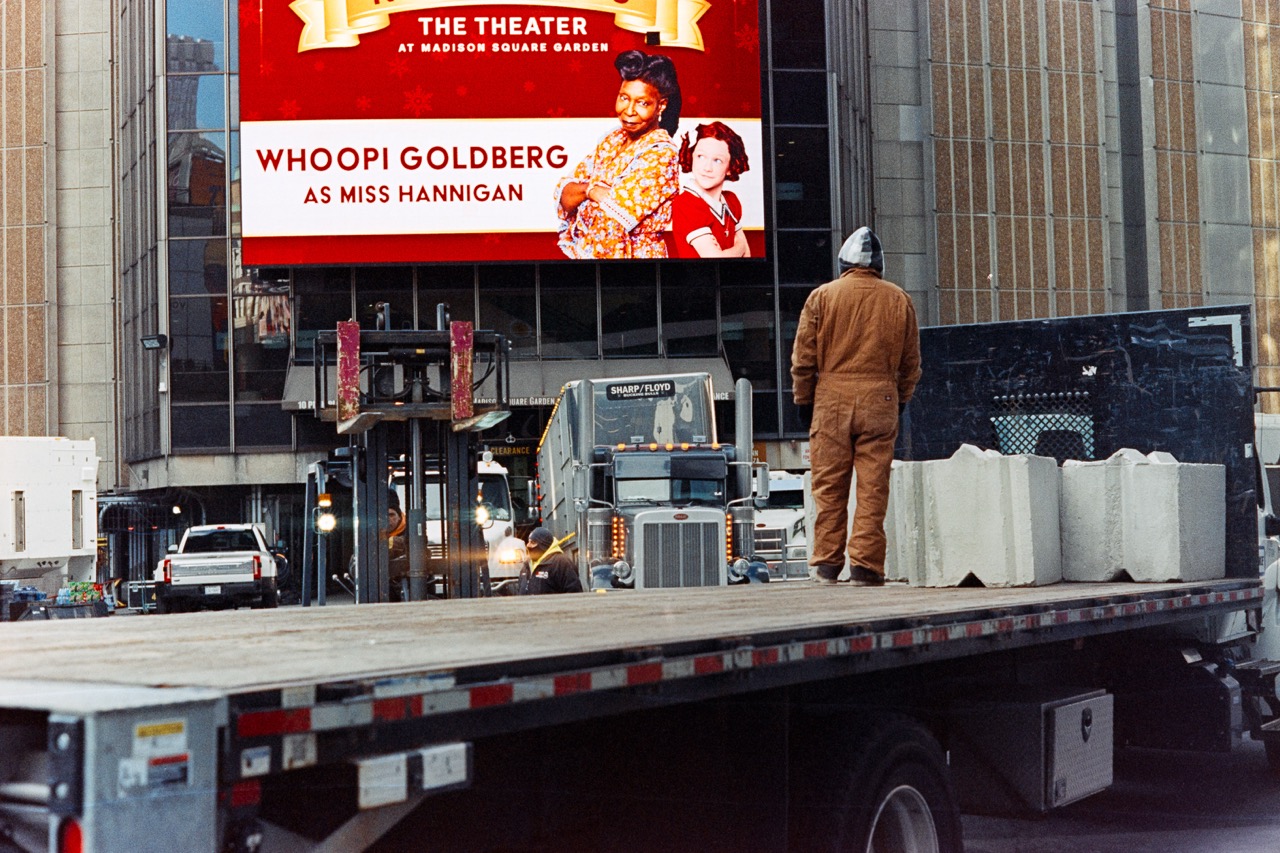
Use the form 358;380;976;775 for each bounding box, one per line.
0;579;1260;695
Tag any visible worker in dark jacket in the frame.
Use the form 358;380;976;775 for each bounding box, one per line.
791;227;921;586
520;527;585;594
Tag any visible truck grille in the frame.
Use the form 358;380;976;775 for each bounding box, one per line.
640;522;722;588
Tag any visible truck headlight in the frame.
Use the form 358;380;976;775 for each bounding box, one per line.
496;539;528;565
476;505;492;528
729;558;751;583
612;560;633;583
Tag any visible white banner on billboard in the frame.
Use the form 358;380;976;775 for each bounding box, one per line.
240;118;764;238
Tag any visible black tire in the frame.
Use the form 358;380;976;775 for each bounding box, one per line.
154;595;173;615
789;712;964;853
261;591;279;609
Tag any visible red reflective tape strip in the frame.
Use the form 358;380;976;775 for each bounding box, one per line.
555;673;593;695
374;698;407;722
469;684;514;708
627;663;663;685
149;753;188;766
753;648;779;666
891;631;914;648
804;642;829;658
229;780;262;809
850;634;874;653
410;695;423;717
929;628;949;644
965;622;985;637
237;708;311;738
694;655;725;674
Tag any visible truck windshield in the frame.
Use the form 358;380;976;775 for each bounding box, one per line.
616;478;724;506
414;474;512;521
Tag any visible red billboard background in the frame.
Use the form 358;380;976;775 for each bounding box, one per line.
239;0;765;264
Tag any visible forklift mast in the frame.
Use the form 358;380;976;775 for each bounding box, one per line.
298;307;511;603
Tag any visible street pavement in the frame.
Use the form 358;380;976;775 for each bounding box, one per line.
963;738;1280;852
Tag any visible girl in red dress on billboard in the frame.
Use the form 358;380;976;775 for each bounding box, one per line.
671;121;751;258
555;50;682;259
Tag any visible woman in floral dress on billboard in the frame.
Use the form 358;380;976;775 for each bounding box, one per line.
555;50;682;259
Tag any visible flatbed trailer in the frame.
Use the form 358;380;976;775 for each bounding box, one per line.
0;578;1269;853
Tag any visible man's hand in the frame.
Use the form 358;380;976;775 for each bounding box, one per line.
797;403;814;430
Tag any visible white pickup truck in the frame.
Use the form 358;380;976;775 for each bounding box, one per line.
153;523;280;613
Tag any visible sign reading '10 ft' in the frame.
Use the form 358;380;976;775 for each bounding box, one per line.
237;0;765;265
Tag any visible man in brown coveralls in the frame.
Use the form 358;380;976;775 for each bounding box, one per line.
791;227;921;586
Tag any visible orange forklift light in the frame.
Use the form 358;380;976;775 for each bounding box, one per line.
317;492;333;508
649;443;658;451
711;442;721;450
617;443;627;451
665;443;674;451
680;443;690;451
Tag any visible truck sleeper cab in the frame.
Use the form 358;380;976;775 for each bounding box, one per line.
535;373;767;591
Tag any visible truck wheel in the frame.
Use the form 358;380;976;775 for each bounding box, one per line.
261;591;279;609
155;595;172;615
790;713;963;853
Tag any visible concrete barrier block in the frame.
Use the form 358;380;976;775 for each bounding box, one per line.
921;445;1062;587
885;461;927;585
1061;450;1225;582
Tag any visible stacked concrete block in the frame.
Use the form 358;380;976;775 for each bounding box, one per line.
885;461;927;585
1060;449;1225;582
911;445;1062;587
804;446;1060;587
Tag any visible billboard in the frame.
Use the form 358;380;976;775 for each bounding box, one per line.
239;1;765;264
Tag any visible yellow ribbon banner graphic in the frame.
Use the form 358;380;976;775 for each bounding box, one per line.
290;0;711;52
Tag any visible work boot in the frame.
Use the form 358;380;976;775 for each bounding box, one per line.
811;565;842;585
848;565;885;587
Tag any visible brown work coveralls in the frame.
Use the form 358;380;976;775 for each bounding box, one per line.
791;267;921;575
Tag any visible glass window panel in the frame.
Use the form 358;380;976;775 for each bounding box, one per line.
172;404;231;452
166;0;225;71
169;238;228;296
540;263;597;359
770;0;825;70
720;286;776;390
753;389;780;437
232;272;291;402
601;264;658;356
167;73;224;131
776;230;835;285
235;403;293;448
228;12;238;73
773;71;828;124
294;268;351;360
170;295;230;403
355;266;414;329
478;266;536;357
229;130;240;238
774;126;831;229
229;74;239;129
661;263;718;356
779;286;810;390
419;265;476;326
297;414;339;451
168;131;227;237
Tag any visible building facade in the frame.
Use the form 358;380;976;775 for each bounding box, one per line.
6;0;1280;583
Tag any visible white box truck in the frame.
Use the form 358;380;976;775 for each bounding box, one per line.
0;437;98;597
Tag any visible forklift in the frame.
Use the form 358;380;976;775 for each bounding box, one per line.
298;304;511;604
